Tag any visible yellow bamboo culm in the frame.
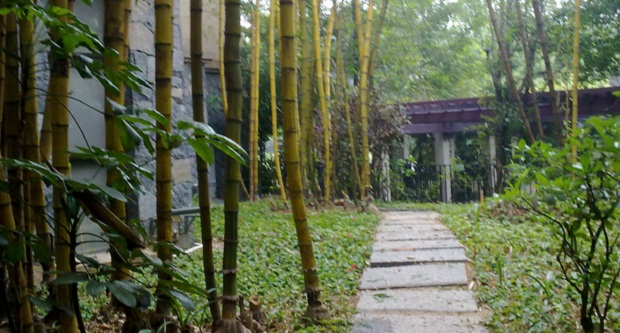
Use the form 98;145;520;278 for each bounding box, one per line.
48;0;78;329
570;0;581;162
359;0;375;199
3;13;35;333
190;0;222;323
279;0;326;318
253;0;261;199
336;9;362;196
298;0;311;191
311;0;332;201
104;0;131;290
270;0;287;201
154;0;174;315
21;6;53;288
249;6;257;200
217;0;247;328
219;0;228;115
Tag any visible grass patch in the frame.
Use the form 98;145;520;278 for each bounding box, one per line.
182;201;379;332
119;200;377;332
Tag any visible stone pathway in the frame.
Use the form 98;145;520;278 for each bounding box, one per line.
352;210;487;333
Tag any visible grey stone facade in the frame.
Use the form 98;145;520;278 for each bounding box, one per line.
41;0;225;252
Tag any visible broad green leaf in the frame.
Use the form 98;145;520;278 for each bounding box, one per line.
169;290;195;311
187;138;214;164
107;281;137;308
86;280;106;297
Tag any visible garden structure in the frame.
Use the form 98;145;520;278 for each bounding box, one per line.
400;86;620;203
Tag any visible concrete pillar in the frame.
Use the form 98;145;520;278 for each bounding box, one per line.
402;136;411;160
434;133;454;203
488;135;497;194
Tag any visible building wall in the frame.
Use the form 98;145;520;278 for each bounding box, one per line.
56;0;224;252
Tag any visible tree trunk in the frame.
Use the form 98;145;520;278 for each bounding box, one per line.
485;0;535;144
249;10;257;200
279;0;326;319
191;0;222;324
531;0;563;144
515;0;543;139
269;0;287;201
154;0;174;315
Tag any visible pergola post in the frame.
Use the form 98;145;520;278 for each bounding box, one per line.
434;132;454;203
488;134;497;194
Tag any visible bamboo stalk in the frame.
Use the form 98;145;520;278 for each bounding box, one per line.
219;0;228;115
335;9;361;197
48;0;78;329
21;6;53;288
298;0;311;191
311;0;331;201
191;0;222;324
358;0;374;198
104;0;131;290
570;0;581;160
367;0;389;83
279;0;326;319
253;0;261;198
270;0;287;201
218;0;247;328
154;0;174;315
249;9;257;200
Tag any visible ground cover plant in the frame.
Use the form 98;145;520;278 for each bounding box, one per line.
376;201;620;332
80;200;379;332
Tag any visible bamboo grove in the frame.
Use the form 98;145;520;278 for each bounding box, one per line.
0;0;392;332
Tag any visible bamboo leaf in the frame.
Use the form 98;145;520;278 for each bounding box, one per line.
187;138;215;164
107;281;137;308
169;290;195;311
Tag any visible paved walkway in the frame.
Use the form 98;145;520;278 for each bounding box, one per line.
352;210;487;333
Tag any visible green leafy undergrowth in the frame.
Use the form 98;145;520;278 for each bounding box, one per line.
180;200;379;332
437;202;620;333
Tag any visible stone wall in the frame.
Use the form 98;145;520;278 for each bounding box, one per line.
126;0;224;223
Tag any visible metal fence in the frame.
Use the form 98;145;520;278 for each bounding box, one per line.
402;163;491;203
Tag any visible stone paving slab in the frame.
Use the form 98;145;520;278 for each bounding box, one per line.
373;239;463;251
375;230;457;241
357;289;479;313
377;224;450;233
352;313;487;333
360;263;468;290
369;247;468;266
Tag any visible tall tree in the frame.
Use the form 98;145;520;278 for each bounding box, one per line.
532;0;563;144
154;0;174;314
485;0;535;144
191;0;222;325
514;0;544;139
279;0;326;319
269;0;287;201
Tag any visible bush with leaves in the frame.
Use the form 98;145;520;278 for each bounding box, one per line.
509;116;620;333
